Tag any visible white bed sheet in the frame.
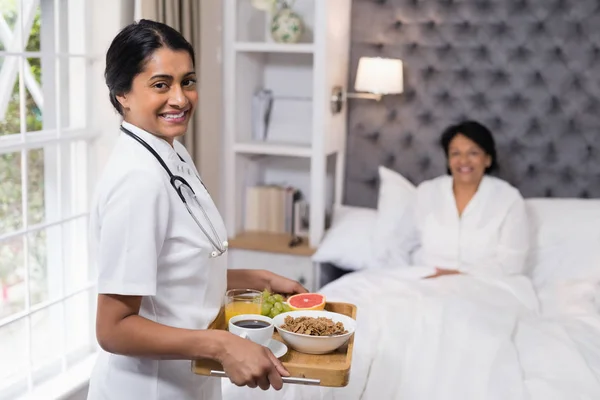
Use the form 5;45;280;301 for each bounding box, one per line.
221;267;600;400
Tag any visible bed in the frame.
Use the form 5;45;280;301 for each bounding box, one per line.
220;166;600;400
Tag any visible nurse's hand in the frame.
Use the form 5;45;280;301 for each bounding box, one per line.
265;271;308;295
227;269;308;294
423;267;461;279
219;334;289;391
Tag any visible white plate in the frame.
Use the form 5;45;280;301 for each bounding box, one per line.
267;339;288;358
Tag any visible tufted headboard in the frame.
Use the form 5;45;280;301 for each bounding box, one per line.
343;0;600;208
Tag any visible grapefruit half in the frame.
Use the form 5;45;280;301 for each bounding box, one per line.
287;293;326;311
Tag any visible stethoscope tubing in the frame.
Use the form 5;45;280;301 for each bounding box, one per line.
120;125;227;257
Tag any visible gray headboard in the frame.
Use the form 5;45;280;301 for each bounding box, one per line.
343;0;600;208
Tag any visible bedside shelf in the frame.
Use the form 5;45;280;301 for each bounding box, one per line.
234;42;314;54
228;231;316;257
234;141;312;157
224;0;351;250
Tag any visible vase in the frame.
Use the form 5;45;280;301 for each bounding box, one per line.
270;5;303;44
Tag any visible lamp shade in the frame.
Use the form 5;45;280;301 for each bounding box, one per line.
354;57;403;95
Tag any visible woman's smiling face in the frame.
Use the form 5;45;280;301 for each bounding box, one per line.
116;47;198;144
447;133;492;186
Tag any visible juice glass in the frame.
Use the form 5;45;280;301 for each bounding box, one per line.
224;289;262;327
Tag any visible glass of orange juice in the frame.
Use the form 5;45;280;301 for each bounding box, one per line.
224;289;262;327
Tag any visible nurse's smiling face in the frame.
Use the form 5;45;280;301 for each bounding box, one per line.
447;133;492;186
116;47;197;145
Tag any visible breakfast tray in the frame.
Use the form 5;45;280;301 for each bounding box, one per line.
192;302;357;387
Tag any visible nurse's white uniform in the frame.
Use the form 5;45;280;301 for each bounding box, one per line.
87;121;227;400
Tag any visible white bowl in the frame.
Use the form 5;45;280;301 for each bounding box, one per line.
272;310;356;355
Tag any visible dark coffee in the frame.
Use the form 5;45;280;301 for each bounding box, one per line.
233;319;271;329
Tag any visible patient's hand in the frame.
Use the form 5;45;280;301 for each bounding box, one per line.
423;268;461;279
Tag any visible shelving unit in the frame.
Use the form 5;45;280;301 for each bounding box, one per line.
234;42;315;53
223;0;352;290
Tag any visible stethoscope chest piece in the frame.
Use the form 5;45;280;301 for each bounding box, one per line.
210;241;229;258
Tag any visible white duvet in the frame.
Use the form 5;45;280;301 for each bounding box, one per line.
221;267;600;400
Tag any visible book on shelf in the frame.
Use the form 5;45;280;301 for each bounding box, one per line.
244;185;309;238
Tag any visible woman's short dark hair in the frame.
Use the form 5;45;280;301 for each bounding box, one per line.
440;120;499;174
104;19;195;115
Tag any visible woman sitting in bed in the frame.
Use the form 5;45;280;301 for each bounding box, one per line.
413;119;529;279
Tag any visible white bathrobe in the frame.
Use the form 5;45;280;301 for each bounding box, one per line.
413;174;530;277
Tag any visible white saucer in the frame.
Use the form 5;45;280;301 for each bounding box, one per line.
267;339;288;358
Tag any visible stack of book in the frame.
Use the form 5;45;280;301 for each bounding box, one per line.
244;185;309;237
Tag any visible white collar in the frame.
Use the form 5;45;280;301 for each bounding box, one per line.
447;175;491;219
121;121;180;162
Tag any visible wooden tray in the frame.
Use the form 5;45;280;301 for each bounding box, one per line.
192;302;357;387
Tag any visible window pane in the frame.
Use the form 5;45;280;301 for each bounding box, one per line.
64;217;89;293
24;0;41;52
25;58;43;132
0;319;28;398
0;151;23;236
64;140;88;216
28;225;62;307
60;57;87;130
0;56;22;136
0;236;25;319
65;289;94;366
0;0;18;35
30;303;63;384
27;148;45;226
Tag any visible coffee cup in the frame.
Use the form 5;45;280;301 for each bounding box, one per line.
228;314;274;346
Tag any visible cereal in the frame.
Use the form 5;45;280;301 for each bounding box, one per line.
280;315;348;336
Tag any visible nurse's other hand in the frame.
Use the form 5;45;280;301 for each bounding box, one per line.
266;271;308;295
220;334;289;390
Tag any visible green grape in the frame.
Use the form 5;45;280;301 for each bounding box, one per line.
282;303;291;313
267;295;276;304
274;302;284;312
261;303;272;316
273;294;284;302
269;308;281;318
262;290;271;300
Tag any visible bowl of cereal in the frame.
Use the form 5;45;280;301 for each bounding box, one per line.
272;310;356;354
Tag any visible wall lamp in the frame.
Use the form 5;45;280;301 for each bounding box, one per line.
330;57;404;114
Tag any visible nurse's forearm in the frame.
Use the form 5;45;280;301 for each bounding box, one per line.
227;269;269;291
96;293;229;360
99;314;229;360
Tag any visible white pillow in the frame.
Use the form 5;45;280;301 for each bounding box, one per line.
526;198;600;289
312;205;377;271
372;166;418;268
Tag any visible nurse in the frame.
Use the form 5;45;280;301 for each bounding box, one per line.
87;19;307;400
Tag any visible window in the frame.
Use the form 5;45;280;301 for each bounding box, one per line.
0;0;96;397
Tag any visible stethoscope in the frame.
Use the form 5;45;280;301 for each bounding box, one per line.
120;126;228;258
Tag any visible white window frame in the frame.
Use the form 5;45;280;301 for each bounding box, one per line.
0;0;98;398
